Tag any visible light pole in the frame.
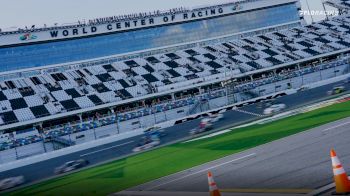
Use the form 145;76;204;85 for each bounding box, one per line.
93;126;97;140
41;133;47;153
321;0;329;21
14;146;18;160
305;0;315;24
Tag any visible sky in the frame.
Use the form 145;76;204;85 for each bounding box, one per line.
0;0;337;30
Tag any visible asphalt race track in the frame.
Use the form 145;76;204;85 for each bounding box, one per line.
122;117;350;196
1;81;350;192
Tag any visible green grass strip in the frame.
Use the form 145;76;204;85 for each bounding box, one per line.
9;100;350;196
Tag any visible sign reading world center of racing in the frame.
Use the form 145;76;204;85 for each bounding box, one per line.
49;7;228;38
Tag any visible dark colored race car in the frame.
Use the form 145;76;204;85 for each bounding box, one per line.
133;136;160;152
144;126;166;138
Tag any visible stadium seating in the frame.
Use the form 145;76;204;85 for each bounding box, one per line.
0;89;228;151
0;128;43;151
0;14;350;152
325;0;350;10
2;55;348;152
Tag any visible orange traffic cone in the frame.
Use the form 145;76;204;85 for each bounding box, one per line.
208;171;221;196
331;149;350;194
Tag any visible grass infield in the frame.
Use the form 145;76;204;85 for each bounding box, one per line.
10;100;350;196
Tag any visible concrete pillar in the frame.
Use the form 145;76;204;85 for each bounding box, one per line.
36;122;43;131
78;114;83;126
37;122;47;153
109;108;115;116
111;108;120;134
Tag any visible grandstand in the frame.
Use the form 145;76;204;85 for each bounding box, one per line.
324;0;350;12
1;0;350;163
0;0;303;72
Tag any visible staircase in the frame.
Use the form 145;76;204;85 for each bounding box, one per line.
226;83;237;105
188;98;210;115
189;100;201;115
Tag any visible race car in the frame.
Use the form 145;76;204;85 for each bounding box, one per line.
132;136;160;152
54;159;89;174
263;104;287;115
257;99;275;108
328;86;345;95
144;126;166;138
208;113;224;123
190;118;213;135
0;176;25;191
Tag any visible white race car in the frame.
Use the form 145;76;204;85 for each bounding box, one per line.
0;176;25;191
133;137;160;152
54;159;89;174
263;104;286;115
208;113;224;123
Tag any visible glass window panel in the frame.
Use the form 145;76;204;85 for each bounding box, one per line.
0;4;299;72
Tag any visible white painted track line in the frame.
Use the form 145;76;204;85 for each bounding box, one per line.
80;141;134;157
146;153;257;190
